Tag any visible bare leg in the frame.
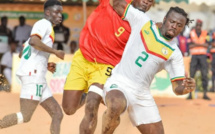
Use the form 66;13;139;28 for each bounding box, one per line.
41;97;63;134
80;84;103;134
136;121;164;134
0;98;39;128
102;90;127;134
62;90;87;115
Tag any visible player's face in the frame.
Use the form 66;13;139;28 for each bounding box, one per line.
48;5;63;26
162;11;186;39
132;0;154;12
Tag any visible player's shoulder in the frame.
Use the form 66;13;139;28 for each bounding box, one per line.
34;19;51;26
169;40;182;57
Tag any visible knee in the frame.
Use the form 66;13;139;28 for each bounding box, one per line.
106;92;126;117
62;105;77;115
107;100;124;118
85;99;100;120
16;112;31;124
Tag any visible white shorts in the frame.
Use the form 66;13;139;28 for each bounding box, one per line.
19;76;52;103
103;77;161;126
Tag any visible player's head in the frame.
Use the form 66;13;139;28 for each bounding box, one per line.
161;7;189;40
44;0;63;26
195;19;202;33
131;0;154;12
19;16;26;26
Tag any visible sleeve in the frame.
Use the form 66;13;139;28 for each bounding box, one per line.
164;48;185;82
122;4;150;28
30;20;48;39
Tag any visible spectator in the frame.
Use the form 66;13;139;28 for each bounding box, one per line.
177;29;188;56
0;16;13;60
0;40;17;85
187;19;210;100
13;16;32;52
70;40;77;54
54;14;70;50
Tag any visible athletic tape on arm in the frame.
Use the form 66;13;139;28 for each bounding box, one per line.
16;112;24;124
88;85;103;97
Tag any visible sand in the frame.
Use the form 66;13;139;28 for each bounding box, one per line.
0;92;215;134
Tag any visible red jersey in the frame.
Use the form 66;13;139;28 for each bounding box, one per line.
178;36;187;56
79;0;131;66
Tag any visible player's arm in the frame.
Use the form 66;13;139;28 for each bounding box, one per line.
171;78;195;95
165;48;195;95
109;0;127;16
29;35;65;60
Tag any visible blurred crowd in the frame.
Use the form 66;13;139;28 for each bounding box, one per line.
0;15;78;89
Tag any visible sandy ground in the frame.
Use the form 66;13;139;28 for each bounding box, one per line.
0;92;215;134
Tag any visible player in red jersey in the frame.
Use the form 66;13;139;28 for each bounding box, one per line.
62;0;155;133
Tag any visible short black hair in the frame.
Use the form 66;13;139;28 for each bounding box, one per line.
44;0;62;10
9;39;18;45
19;16;25;20
165;6;192;26
1;16;7;22
70;40;77;46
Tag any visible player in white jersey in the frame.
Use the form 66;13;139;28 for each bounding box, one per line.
0;1;64;134
102;1;196;134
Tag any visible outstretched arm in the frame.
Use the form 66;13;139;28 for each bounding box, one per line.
171;78;195;95
29;36;65;60
110;0;127;16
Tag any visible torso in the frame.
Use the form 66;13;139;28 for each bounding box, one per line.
79;0;131;66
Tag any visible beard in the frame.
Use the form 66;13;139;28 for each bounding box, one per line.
165;33;174;40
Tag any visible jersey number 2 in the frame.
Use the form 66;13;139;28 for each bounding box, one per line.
135;51;149;67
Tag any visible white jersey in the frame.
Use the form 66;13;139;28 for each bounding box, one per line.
111;5;185;90
16;19;55;83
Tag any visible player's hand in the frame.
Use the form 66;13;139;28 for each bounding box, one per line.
0;74;5;85
182;77;196;94
55;50;65;60
47;62;56;73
